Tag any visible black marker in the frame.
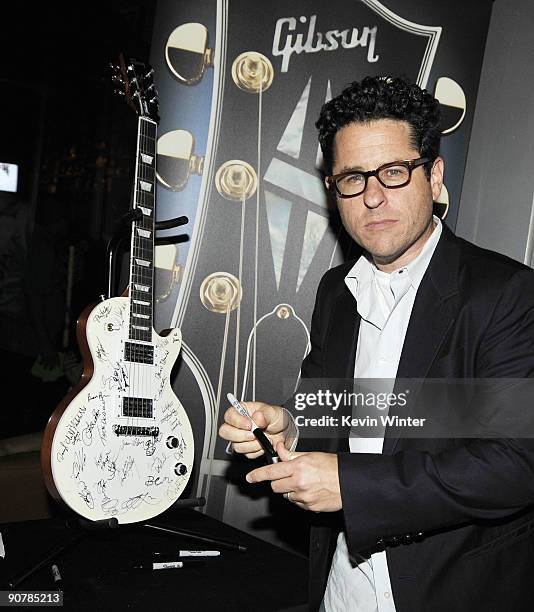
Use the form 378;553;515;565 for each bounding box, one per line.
0;531;5;571
134;560;205;570
51;564;63;591
227;393;279;464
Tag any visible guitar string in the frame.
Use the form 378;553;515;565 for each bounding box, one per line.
144;119;151;434
138;120;146;442
234;195;245;398
129;116;141;438
146;118;154;434
132;116;141;438
206;300;232;505
252;79;263;401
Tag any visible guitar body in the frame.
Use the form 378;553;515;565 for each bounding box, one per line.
42;59;194;523
42;296;194;523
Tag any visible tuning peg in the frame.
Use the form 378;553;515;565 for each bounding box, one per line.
127;64;135;74
149;97;158;105
113;89;126;97
108;62;119;72
145;68;155;79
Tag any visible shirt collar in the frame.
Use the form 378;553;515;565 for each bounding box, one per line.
345;215;442;303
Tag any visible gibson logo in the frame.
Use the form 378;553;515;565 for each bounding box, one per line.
272;15;379;73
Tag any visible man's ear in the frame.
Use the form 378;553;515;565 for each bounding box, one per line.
430;156;444;201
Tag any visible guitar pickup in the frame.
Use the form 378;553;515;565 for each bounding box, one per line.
124;341;154;364
113;425;159;437
122;396;154;418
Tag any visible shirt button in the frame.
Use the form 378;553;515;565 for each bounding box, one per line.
384;592;391;599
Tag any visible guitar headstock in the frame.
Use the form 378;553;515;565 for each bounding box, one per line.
110;54;159;122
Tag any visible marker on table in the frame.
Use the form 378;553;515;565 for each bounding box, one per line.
0;531;5;571
154;551;220;557
227;392;279;464
51;564;63;591
135;560;206;570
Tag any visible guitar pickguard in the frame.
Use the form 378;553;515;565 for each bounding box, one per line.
49;296;194;523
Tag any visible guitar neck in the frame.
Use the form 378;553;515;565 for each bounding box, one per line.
129;115;157;342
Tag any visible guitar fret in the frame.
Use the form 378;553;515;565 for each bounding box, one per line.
128;115;156;341
132;269;152;279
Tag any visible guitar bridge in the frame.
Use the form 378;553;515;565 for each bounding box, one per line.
113;425;159;437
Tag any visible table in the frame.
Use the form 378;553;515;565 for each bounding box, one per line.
0;509;308;611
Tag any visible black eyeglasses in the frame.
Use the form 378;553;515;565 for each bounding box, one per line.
325;157;430;198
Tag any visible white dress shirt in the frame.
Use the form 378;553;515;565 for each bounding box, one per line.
323;217;442;612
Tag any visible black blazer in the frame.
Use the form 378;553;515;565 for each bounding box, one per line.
294;226;534;612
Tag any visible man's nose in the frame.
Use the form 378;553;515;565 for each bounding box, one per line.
362;175;386;209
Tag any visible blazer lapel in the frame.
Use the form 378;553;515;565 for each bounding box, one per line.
325;286;360;379
324;286;360;452
383;226;461;455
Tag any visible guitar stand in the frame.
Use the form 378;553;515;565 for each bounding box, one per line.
106;211;189;299
7;495;245;589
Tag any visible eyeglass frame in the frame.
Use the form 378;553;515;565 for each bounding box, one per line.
325;157;431;198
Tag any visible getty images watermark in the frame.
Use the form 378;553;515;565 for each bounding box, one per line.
293;388;427;429
282;378;534;438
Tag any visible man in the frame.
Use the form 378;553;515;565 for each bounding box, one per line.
219;76;534;611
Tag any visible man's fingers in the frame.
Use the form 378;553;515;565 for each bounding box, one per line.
246;460;295;483
244;402;283;433
270;476;297;494
251;410;268;429
230;440;263;455
219;422;255;443
276;441;305;461
244;449;265;460
222;407;253;431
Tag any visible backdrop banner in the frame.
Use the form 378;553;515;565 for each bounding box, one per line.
149;0;493;549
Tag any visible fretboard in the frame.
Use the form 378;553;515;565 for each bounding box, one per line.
129;116;157;342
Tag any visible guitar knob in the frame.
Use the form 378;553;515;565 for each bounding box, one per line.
174;463;188;476
166;436;179;449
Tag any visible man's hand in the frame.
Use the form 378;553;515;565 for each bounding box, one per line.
246;442;342;512
218;401;286;459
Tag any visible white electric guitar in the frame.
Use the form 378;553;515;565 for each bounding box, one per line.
41;57;194;523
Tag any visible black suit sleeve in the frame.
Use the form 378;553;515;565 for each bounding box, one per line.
339;268;534;553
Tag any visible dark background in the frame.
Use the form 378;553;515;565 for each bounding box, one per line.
0;1;157;438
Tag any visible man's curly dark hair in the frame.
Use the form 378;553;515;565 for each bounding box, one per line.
316;76;441;177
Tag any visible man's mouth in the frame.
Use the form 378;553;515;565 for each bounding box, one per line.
365;219;398;230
